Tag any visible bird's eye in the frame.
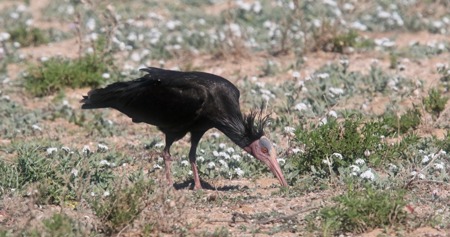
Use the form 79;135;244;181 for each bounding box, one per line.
261;147;269;154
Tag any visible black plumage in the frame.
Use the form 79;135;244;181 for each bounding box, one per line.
81;67;287;189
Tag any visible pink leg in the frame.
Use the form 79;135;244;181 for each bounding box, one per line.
189;131;205;190
162;137;175;187
162;148;173;186
190;161;202;190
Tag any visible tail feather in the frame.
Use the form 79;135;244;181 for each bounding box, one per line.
81;82;130;109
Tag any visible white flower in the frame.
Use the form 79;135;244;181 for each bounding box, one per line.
82;145;91;155
374;38;395;47
0;32;11;42
292;148;301;154
316;73;329;79
212;150;219;157
434;163;444;170
62;146;71;153
388;163;398;172
103;191;110;197
284;126;295;134
349;165;360;174
66;5;74;15
99;160;110;166
343;3;355;11
226;147;235;154
131;52;141;62
421;155;430;164
329;87;345;96
360;169;375;181
197;156;204;162
10;12;19;19
235;167;245;177
207;162;215;169
153;164;162;169
210;132;220;138
331;153;343;160
154;142;164;148
97;143;109;152
319;117;328;125
252;1;262;13
231;154;241;161
322;159;332;166
102;73;110;79
47;147;57;155
277;158;285;165
350;21;367;31
218;159;228;168
219;143;226;149
294;103;308;111
86;18;96;31
166;20;180;30
418;173;425;179
229;23;241;37
328;110;338;118
364;150;371;157
180;160;189;166
292;71;300;78
70;168;79;177
355;158;365;165
32;124;42;131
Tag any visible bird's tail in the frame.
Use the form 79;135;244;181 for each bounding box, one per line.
80;89;108;109
80;82;130;109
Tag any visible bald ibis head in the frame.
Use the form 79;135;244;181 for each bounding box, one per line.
244;136;288;187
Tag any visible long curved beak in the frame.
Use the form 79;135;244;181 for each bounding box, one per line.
267;150;288;187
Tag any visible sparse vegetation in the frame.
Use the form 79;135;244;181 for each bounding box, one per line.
23;54;109;97
424;88;449;117
0;0;449;236
317;185;407;235
8;24;48;47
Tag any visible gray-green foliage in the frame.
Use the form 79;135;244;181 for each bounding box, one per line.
317;185;407;235
0;141;121;203
23;54;109;97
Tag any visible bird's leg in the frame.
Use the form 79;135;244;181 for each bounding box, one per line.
189;131;205;190
162;138;175;186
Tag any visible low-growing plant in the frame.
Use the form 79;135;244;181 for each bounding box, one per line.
317;185;407;235
423;88;448;117
23;54;109;97
91;178;155;234
383;107;422;134
8;24;49;47
0;141;119;203
286;116;385;179
42;213;84;237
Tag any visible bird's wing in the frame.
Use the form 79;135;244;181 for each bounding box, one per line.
82;68;210;129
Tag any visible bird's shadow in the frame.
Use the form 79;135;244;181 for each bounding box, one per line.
173;179;247;191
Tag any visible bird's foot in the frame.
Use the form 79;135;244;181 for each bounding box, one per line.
193;184;202;190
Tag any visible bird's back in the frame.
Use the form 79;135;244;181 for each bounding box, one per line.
81;67;241;133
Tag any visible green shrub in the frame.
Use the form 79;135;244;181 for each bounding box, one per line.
23;54;109;97
423;88;448;117
8;24;49;47
287;116;385;178
91;178;155;233
318;185;407;235
383;108;422;134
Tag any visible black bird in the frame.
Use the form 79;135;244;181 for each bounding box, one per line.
81;67;287;189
